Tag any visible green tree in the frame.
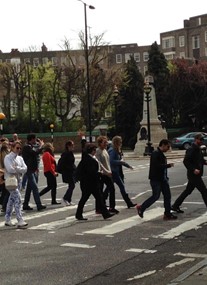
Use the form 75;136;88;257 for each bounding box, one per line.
147;41;170;120
116;56;144;148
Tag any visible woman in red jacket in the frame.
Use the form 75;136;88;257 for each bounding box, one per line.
39;143;60;205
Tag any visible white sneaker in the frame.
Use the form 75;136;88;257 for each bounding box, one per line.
17;220;28;228
62;199;70;206
68;202;75;206
5;221;15;227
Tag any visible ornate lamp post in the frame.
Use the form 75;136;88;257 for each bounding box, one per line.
78;0;95;143
50;124;54;145
143;82;153;155
26;62;32;132
0;112;6;137
113;85;119;134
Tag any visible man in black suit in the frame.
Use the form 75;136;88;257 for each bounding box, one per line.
75;143;114;220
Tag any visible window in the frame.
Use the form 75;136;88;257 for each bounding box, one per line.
134;52;140;62
143;52;149;62
42;57;48;64
33;58;39;67
6;59;11;63
164;52;175;60
51;57;58;66
205;31;207;42
116;54;122;64
0;59;2;63
179;52;185;58
162;36;175;49
125;53;132;63
192;35;200;49
205;47;207;56
179;36;185;47
24;58;30;64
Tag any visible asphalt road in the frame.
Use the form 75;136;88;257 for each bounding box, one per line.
1;155;207;285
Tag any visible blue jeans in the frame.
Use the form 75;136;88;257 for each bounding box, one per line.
141;180;171;215
23;172;42;208
112;172;127;196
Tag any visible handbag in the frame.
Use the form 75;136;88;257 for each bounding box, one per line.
5;175;18;190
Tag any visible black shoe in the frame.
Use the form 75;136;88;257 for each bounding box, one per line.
109;208;119;214
23;206;33;211
76;216;88;221
51;201;61;205
103;212;115;220
127;202;137;209
163;213;177;220
37;205;47;211
171;205;184;213
136;205;143;218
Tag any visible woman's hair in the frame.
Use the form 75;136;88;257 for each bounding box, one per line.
10;141;21;149
43;143;54;154
65;140;74;151
112;136;122;152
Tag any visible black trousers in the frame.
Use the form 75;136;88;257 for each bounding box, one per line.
39;171;57;203
96;175;116;210
76;181;109;218
173;175;207;208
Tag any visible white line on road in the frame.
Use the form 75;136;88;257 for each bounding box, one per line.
166;258;195;268
126;248;157;253
127;270;156;281
175;252;207;259
154;211;207;239
83;207;163;235
60;243;96;248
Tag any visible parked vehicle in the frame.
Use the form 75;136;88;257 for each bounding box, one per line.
171;132;207;150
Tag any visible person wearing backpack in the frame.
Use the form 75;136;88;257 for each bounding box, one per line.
58;140;76;206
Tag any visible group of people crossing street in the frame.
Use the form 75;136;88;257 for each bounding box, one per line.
0;132;207;228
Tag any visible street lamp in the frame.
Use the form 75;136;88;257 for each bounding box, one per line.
113;85;119;134
50;124;54;145
26;62;32;132
143;82;153;156
0;112;6;137
78;0;95;143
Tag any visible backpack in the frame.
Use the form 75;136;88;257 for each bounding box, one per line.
57;156;64;174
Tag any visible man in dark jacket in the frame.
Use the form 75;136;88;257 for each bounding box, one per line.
75;143;114;220
22;134;46;211
136;139;177;220
172;133;207;213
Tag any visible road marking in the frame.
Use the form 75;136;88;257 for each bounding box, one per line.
126;248;157;253
127;270;156;281
14;240;43;245
175;252;207;259
60;243;96;248
154;211;207;239
166;258;195;268
83;207;163;235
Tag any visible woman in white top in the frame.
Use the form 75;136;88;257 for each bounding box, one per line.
4;141;28;228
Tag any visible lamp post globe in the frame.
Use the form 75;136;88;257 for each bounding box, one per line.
50;124;54;144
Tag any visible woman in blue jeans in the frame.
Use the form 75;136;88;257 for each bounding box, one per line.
108;136;136;208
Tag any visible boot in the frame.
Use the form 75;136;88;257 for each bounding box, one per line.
122;193;137;208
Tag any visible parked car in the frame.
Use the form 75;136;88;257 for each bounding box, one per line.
171;132;207;150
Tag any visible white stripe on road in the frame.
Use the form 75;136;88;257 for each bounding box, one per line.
83;207;163;235
154;211;207;239
127;270;156;281
60;243;96;248
174;252;207;259
166;258;195;268
126;248;157;253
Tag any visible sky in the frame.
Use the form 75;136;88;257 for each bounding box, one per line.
1;0;207;53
